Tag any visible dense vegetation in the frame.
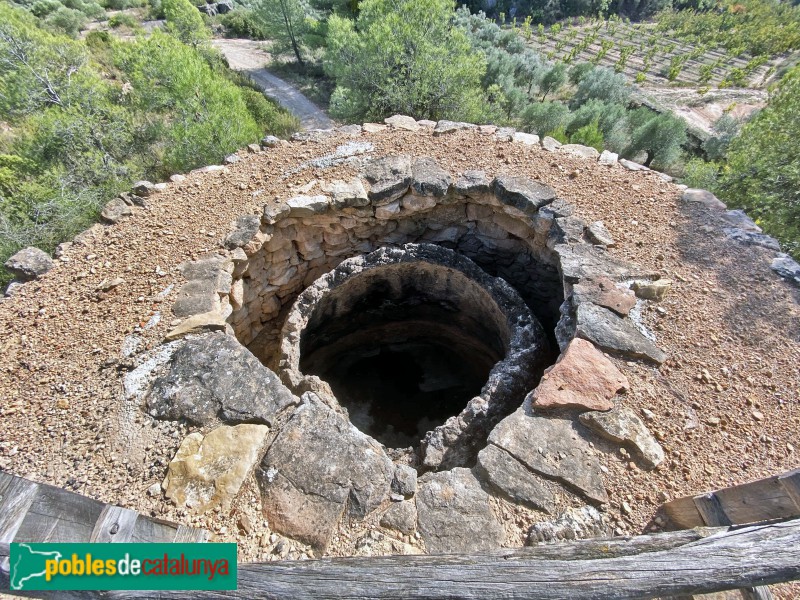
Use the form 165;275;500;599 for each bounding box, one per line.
324;0;487;122
714;64;800;258
0;1;298;284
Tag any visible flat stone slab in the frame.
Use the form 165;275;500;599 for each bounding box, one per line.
147;332;298;425
163;424;269;513
681;188;726;211
493;176;556;214
416;468;505;554
526;506;607;545
631;279;672;301
579;407;664;469
488;409;608;504
164;310;228;341
513;132;539;145
772;253;800;286
433;120;475;136
454;170;491;197
287;194;330;217
586;221;615;247
363;155;412;204
721;209;761;232
573;276;636;316
531;338;628;412
257;393;393;553
560;144;600;159
322;178;369;209
476;444;556;513
723;228;781;251
575;302;667;365
619;158;650;172
4;247;53;281
556;244;658;284
101;197;133;224
541;136;562;151
411;157;452;197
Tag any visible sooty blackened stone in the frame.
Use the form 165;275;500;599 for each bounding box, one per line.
146;332;298;426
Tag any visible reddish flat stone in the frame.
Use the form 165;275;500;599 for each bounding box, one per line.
573;276;637;316
531;338;629;411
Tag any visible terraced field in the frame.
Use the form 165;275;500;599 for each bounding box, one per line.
526;19;790;89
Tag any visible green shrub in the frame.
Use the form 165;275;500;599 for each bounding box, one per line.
240;88;299;137
569;119;604;151
62;0;106;18
220;9;268;39
0;4;298;285
520;101;570;136
108;13;140;27
718;64;800;258
548;125;569;143
30;0;62;18
324;0;487;122
568;62;594;85
43;6;87;37
163;0;211;46
571;66;630;107
102;0;146;8
681;157;719;190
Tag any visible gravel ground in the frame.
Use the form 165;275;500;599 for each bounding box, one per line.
1;127;798;596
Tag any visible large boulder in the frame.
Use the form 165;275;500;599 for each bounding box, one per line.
416;468;505;554
256;393;393;554
146;333;298;426
4;247;54;282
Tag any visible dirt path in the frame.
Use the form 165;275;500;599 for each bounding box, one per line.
213;38;335;131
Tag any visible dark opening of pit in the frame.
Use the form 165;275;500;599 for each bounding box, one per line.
299;261;509;448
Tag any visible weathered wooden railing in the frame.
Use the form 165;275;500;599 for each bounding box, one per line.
662;468;800;529
2;520;799;599
1;471;799;599
0;471;207;545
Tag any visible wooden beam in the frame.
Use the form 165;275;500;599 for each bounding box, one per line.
663;468;800;529
2;520;799;600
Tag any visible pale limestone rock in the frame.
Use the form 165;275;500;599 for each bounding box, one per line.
579;407;664;469
631;279;673;301
164;424;270;513
384;115;420;131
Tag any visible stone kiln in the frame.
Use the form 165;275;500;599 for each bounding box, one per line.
280;243;548;455
136;145;671;555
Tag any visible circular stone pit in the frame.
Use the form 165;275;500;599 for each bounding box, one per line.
279;243;549;451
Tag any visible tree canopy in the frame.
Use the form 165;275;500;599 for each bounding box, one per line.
324;0;487;122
